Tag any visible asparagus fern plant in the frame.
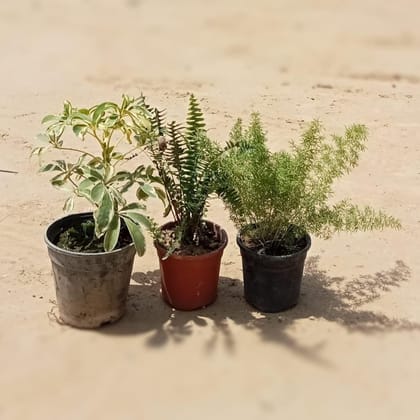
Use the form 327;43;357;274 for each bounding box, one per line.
216;114;401;255
33;95;162;255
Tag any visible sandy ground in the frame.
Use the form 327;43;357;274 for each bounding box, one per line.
1;0;420;419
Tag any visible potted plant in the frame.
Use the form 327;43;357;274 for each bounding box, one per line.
216;114;401;312
144;95;228;310
33;95;161;328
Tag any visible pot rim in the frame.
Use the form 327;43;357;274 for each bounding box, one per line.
44;212;135;257
154;219;228;261
236;230;311;261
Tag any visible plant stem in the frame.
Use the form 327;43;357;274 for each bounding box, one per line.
57;147;96;159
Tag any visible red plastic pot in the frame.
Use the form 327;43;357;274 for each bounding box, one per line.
155;221;228;310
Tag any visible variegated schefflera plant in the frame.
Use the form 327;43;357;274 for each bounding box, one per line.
32;95;166;255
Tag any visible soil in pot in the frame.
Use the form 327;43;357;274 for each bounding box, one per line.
155;221;228;311
237;233;311;312
45;213;136;328
55;217;132;253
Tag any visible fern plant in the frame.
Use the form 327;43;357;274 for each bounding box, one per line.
32;95;162;255
145;95;221;253
216;114;401;255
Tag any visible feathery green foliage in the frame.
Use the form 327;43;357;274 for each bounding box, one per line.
145;95;220;251
32;95;161;255
217;114;401;255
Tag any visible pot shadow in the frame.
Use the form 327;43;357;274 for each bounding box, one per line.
99;256;418;365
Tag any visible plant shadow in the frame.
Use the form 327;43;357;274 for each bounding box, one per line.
100;256;418;365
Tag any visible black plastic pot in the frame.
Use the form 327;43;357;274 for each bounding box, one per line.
45;212;136;328
237;233;311;312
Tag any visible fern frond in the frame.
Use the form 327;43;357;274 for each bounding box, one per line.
152;107;167;136
144;94;220;248
165;121;185;173
185;94;206;141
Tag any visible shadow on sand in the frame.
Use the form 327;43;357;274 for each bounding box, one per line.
99;256;417;364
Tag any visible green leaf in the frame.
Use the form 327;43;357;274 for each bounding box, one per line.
63;196;74;212
139;183;157;198
72;124;87;138
109;187;127;207
91;183;105;204
122;216;146;256
75;154;87;167
103;215;121;251
120;211;151;230
81;166;104;181
121;203;146;211
111;152;124;161
133;134;146;146
163;204;172;217
87;157;103;166
39;163;61;172
122;95;129;109
111;171;132;182
136;187;148;201
103;114;119;128
41;115;57;124
104;165;115;182
94;190;114;237
51;178;67;188
92;102;117;124
155;187;167;203
72;111;91;123
78;178;94;193
92;103;106;124
36;133;51;144
31;146;45;157
50;172;72;192
120;180;134;194
138;115;152;131
54;160;67;170
63;100;72;115
133;165;145;178
149;175;163;184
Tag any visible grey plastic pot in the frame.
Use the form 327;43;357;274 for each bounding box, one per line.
45;212;136;328
237;233;311;312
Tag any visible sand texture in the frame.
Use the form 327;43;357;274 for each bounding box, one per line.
1;1;420;419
